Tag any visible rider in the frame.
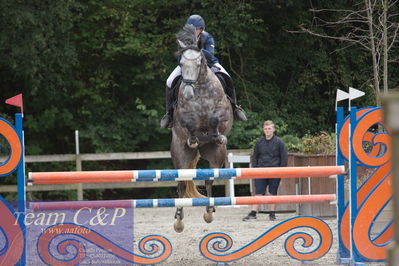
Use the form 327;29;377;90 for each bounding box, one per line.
160;14;247;129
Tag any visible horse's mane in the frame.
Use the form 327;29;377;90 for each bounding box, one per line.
175;24;199;56
177;24;197;46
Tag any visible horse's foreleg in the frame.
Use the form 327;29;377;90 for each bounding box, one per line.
183;118;199;148
204;180;215;223
214;135;227;145
206;180;215;209
187;136;199;148
209;117;227;145
175;181;186;219
200;144;228;224
174;181;186;233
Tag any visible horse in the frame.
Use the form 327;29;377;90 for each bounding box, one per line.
170;25;233;232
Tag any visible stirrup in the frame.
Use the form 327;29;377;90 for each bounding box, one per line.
234;105;247;121
160;113;173;128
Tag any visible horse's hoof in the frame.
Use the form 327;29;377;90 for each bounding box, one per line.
187;138;199;148
203;212;214;223
188;142;198;148
215;135;227;145
174;218;184;233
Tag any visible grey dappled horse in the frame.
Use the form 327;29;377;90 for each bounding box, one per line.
171;25;233;232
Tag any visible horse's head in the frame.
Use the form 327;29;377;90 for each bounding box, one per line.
176;25;207;100
178;45;202;85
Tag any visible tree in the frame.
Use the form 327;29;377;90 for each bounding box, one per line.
0;1;378;157
292;0;399;106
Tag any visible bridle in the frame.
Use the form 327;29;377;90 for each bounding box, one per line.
180;46;203;86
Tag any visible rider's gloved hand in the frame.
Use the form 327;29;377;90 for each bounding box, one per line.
210;64;220;72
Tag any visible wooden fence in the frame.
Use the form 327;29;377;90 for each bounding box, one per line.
258;154;337;216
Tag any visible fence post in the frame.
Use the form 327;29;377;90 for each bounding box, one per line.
75;130;83;200
226;153;235;197
384;92;399;266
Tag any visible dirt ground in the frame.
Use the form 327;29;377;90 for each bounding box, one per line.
26;205;388;265
133;206;341;266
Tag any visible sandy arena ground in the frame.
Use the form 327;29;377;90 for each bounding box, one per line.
133;206;342;266
26;205;388;265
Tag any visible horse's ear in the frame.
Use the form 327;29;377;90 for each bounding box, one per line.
177;40;187;49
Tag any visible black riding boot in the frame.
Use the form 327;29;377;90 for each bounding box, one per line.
216;73;247;122
231;100;247;122
160;85;175;129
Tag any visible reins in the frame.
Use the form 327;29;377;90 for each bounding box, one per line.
178;46;204;85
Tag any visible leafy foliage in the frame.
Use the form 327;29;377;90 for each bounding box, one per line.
281;135;302;153
0;1;390;158
301;131;336;155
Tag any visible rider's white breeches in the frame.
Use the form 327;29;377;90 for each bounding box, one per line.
166;66;182;88
166;63;230;88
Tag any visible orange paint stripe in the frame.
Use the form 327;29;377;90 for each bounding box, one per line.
353;176;392;260
0;120;22;176
239;166;344;179
31;178;132;184
374;224;393;245
200;216;332;262
340;167;393;253
235;194;336;205
30;170;133;180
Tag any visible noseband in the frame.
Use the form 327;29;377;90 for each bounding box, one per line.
180;46;202;85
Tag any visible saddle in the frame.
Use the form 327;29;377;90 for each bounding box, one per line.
215;72;235;103
171;72;234;108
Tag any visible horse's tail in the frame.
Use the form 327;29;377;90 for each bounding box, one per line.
183;151;204;198
184;181;204;198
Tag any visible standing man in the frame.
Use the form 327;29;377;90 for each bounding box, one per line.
243;120;288;221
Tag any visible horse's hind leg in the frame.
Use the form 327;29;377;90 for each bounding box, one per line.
171;135;200;233
174;181;186;233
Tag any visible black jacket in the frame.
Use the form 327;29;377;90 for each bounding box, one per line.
251;135;288;168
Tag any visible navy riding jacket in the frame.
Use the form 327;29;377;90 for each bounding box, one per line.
199;31;219;66
177;31;219;67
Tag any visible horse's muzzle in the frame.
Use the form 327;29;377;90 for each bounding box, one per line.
183;85;194;100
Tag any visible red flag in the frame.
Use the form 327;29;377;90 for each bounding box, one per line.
5;93;23;114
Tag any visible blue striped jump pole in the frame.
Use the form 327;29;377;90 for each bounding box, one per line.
29;194;336;210
29;166;345;184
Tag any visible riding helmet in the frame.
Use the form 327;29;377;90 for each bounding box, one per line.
186;14;205;29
